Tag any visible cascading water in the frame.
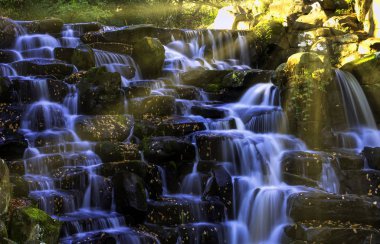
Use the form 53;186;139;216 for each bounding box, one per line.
335;69;380;150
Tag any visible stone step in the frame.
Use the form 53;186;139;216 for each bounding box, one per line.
340;169;380;196
287;192;380;226
147;195;226;226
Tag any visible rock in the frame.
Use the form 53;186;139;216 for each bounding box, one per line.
282;172;320;188
318;0;350;10
100;160;147;178
323;14;360;33
10;175;29;198
88;42;133;55
113;171;147;224
0;220;7;241
54;45;95;71
340;169;380;196
145;164;163;200
9;207;62;244
293;2;328;30
147;196;226;226
68;22;102;33
0;17;21;48
81;31;107;43
341;54;380;123
132;37;165;78
180;70;231;91
77;67;124;115
178;223;225;244
129;96;176;118
11;59;75;78
0;159;10;216
358;38;380;54
332;151;364;170
75;115;133;142
22;18;64;34
268;0;306;22
287;192;380;225
0;77;14;103
282;52;332;148
362;147;380;170
285;221;380;243
191;106;227;119
203;166;233;217
52;167;88;191
0;49;22;63
281;151;325;180
95;142;140;163
123;86;151;99
0;132;28;161
143;136;195;165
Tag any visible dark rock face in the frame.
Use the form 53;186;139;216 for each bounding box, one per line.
362;147;380;170
132;37;165;78
143;136;196;165
191;106;227;119
11;59;75;78
76;67;124;115
54;45;95;71
129;96;176;118
287;192;380;226
112;171;147;224
0;132;27;161
95;142;140;163
0;17;20;48
340;169;380;196
75;115;134;142
203;166;233;216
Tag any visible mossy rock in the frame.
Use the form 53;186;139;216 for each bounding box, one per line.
9;207;61;244
132;37;165;78
23;18;64;34
250;19;286;49
0;159;11;216
341;53;380;85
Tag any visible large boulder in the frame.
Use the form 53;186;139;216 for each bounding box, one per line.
132;37;165;78
21;18;64;34
112;171;147;224
288;192;380;225
281;52;332;148
0;17;22;48
362;147;380;170
129;95;176;118
75;115;134;142
77;67;124;115
9;207;62;244
95;142;140;163
11;59;75;78
293;2;328;30
88;42;133;55
54;45;95;71
143;136;196;165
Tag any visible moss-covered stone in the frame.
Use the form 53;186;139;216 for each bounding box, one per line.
9;207;61;244
132;37;165;78
282;52;332;148
22;18;64;34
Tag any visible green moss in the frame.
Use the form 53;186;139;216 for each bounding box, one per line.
205;83;223;93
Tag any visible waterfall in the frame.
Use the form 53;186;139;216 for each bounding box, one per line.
335;69;380;149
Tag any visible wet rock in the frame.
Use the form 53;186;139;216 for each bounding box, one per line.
123;86;151;99
180;70;230;91
147;196;226;226
88;42;133;55
191;105;227;119
323;14;360;33
0;49;21;63
0;159;11;216
132;37;165;78
95;142;139;163
54;45;96;71
11;59;75;78
113;171;147;224
10;175;29;198
0;132;27;161
9;207;62;244
81;30;107;43
178;223;225;244
52;167;88;191
287;192;380;225
75;115;133;142
22;18;64;34
0;17;21;48
129;96;176;118
203;166;233;217
143;136;196;165
284;221;380;243
195;132;233;161
281;151;325;180
145;164;163;200
282;52;332;148
100;160;146;178
0;77;15;103
293;3;328;30
362;147;380;170
77;67;124;115
340;169;380;196
282;172;320;188
24;154;65;174
332;151;365;170
143;223;178;244
69;22;102;33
